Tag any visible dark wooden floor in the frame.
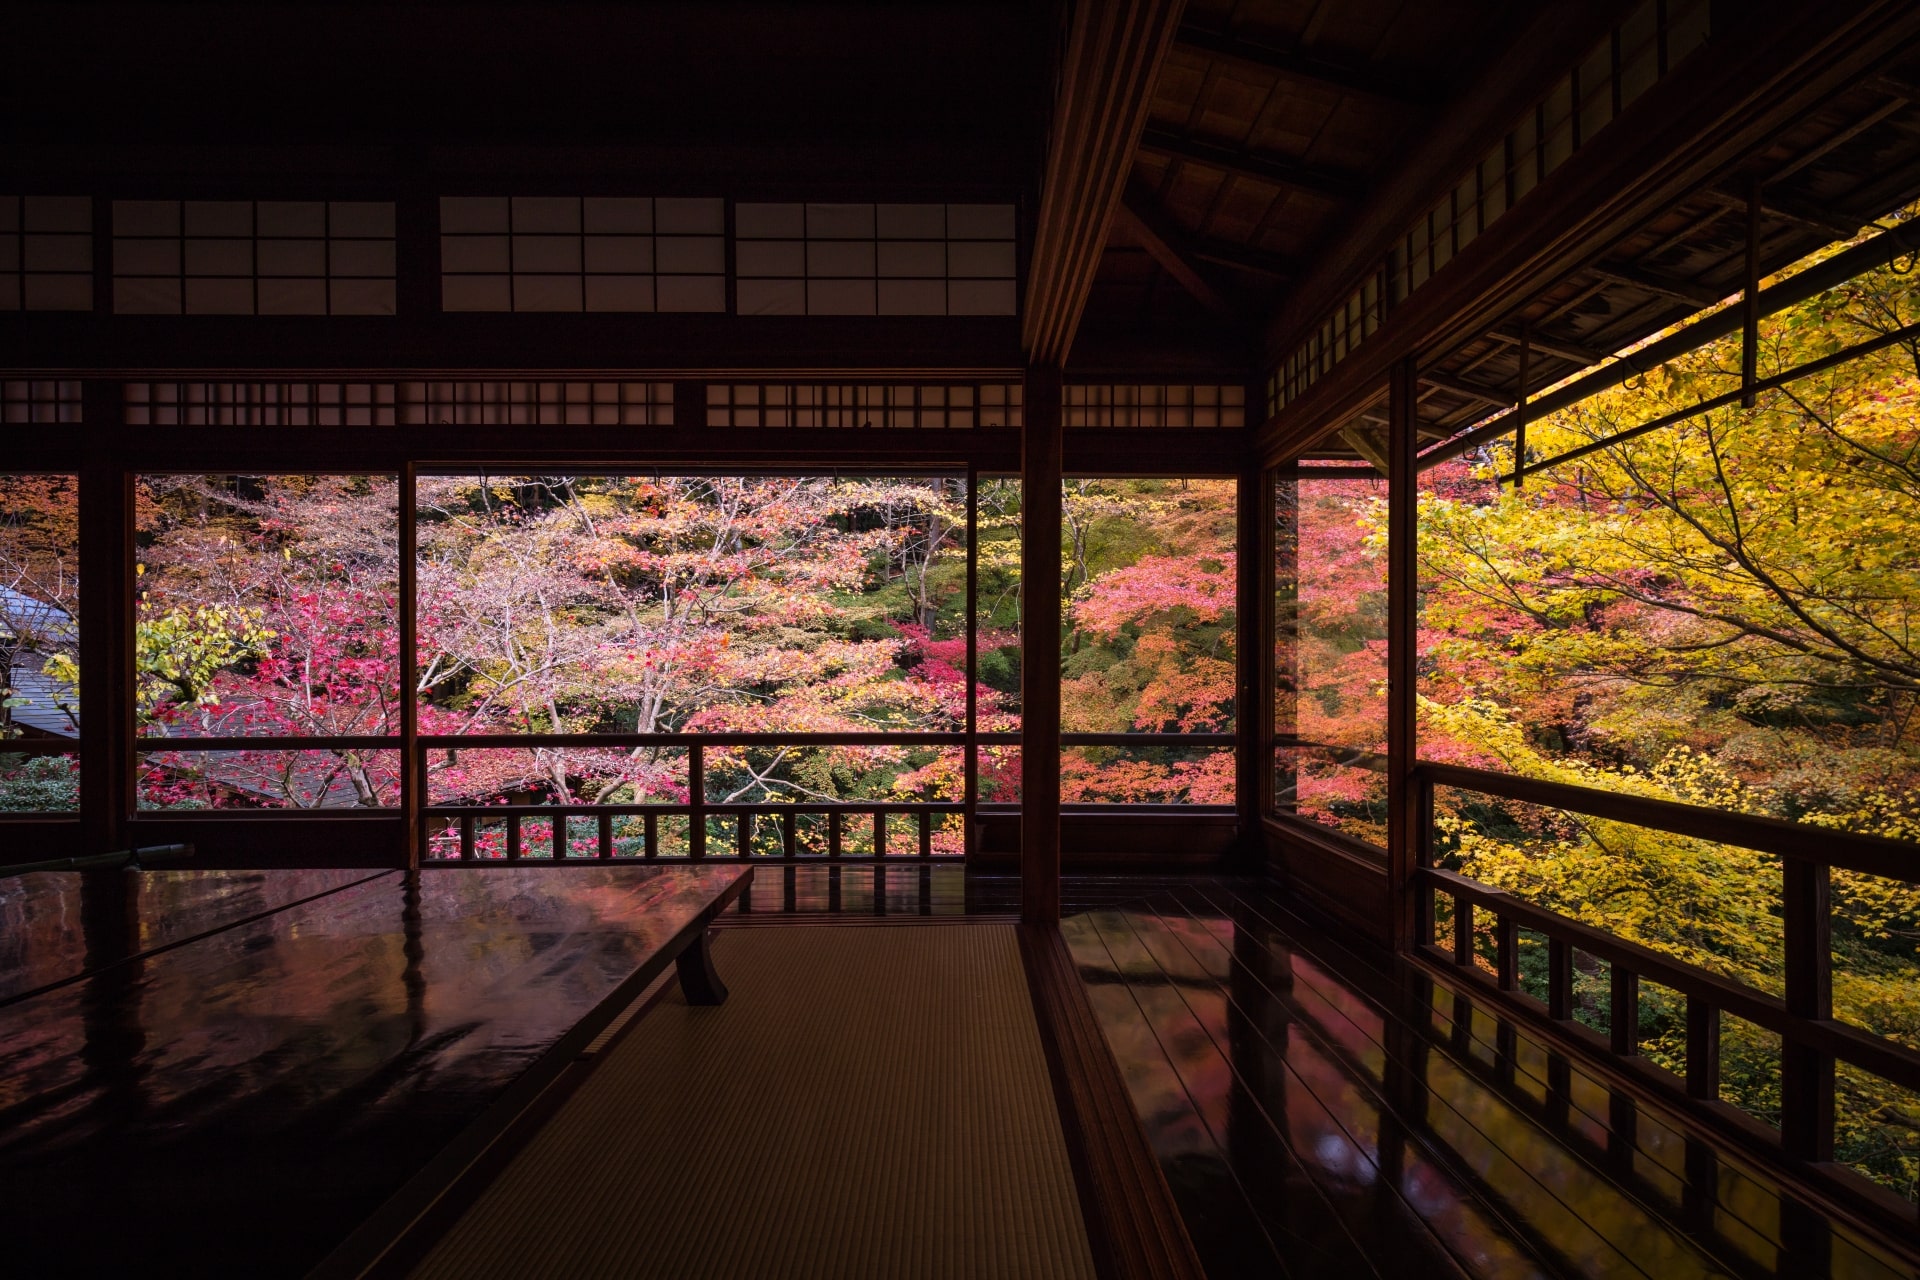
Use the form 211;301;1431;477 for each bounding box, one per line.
7;863;1907;1279
1060;880;1919;1280
717;861;1208;919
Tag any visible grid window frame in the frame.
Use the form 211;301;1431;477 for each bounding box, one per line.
111;200;397;316
734;202;1017;318
705;382;1021;428
1063;384;1247;429
1;380;83;424
438;196;726;314
0;196;93;312
120;380;676;427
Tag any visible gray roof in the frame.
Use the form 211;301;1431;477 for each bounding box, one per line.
0;586;78;650
5;666;78;738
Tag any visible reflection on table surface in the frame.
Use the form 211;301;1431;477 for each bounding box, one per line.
0;866;377;1003
0;864;745;1278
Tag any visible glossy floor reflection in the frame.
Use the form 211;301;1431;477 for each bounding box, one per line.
1064;884;1920;1280
715;861;1223;919
0;864;742;1278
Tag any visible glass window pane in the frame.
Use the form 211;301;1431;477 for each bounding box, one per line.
134;475;400;738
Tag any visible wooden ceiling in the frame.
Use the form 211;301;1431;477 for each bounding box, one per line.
12;0;1920;427
1078;0;1548;360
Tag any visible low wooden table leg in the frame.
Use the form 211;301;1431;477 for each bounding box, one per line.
675;926;729;1005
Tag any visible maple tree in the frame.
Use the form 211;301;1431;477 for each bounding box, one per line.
1059;478;1238;804
1383;239;1917;1195
1262;233;1920;1191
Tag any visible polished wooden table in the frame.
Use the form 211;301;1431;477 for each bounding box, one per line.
0;863;750;1278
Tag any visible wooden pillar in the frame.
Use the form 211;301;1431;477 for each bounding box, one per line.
1782;858;1835;1161
964;466;979;856
1385;357;1421;950
1021;366;1063;925
1234;411;1265;870
1741;182;1762;408
1271;467;1298;820
398;464;420;869
78;379;133;855
393;176;439;318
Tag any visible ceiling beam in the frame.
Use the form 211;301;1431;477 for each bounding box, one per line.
1703;185;1865;240
1585;262;1727;308
1137;126;1365;199
1172;23;1436;109
1419;371;1511;407
1190;239;1294;279
1023;0;1187;367
1485;327;1610;369
1113;183;1237;319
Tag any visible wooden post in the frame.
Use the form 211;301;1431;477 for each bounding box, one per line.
79;380;132;856
1021;366;1063;925
1385;357;1421;949
1742;182;1762;408
964;466;979;858
1512;322;1531;486
1271;466;1297;820
1234;412;1264;870
1782;857;1834;1161
398;464;420;868
394;177;438;319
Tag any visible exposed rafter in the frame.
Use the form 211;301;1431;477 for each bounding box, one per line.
1137;126;1364;200
1113;183;1236;319
1190;240;1294;279
1023;0;1187;367
1704;185;1865;240
1419;371;1510;407
1486;327;1608;368
1585;263;1727;308
1172;22;1435;109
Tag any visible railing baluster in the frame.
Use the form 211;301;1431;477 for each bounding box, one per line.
1782;858;1835;1161
1686;997;1721;1101
919;809;932;859
829;810;842;859
598;810;613;860
1495;914;1518;991
506;813;521;861
873;809;887;859
689;743;705;859
460;814;475;861
782;809;796;858
1548;937;1572;1021
1611;965;1639;1056
739;810;754;857
645;810;657;858
1453;895;1473;968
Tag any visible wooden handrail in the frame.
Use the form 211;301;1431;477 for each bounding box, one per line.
1420;761;1920;880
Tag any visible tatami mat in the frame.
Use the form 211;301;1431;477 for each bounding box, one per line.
409;924;1096;1280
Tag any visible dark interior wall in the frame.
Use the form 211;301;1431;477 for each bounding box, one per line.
2;3;1050;146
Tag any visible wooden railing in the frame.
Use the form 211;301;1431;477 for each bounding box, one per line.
418;730;1237;864
1411;761;1920;1221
